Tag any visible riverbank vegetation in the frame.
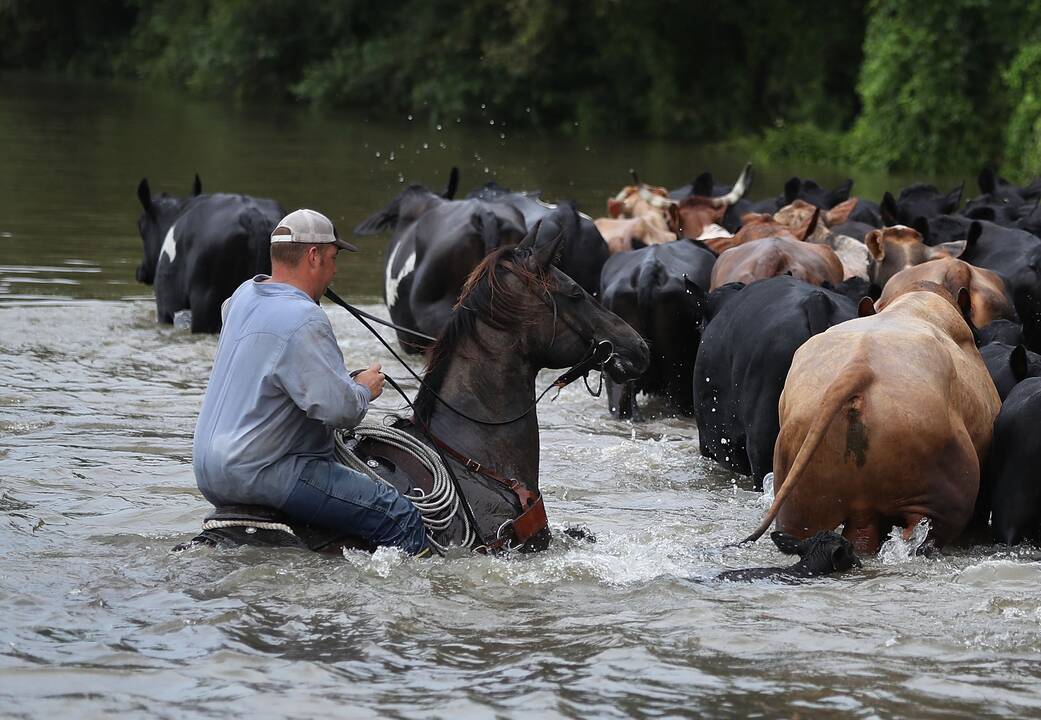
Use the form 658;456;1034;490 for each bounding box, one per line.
3;0;1041;177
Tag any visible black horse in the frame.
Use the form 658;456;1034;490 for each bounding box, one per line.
178;206;650;554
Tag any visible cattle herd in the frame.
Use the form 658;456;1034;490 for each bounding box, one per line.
136;163;1041;557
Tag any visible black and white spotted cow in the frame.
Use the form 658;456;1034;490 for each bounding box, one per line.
135;176;285;333
355;179;527;353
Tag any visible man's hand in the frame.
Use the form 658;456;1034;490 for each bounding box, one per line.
354;362;385;400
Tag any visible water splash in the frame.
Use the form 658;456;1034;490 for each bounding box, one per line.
878;517;931;564
758;472;774;507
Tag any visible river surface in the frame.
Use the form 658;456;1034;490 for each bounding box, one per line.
2;74;1040;718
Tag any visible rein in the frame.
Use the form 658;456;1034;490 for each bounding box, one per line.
324;281;616;551
324;287;616;425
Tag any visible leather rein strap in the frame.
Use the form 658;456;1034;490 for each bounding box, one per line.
424;429;548;552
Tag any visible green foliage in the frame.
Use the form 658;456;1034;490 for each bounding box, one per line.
753;122;850;167
1003;35;1041;179
848;0;1021;174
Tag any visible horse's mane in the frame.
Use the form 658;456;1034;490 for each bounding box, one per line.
413;246;555;422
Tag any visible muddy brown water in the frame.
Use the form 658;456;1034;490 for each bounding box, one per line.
2;73;1040;718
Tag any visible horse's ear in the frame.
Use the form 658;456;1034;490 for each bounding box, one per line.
192;173;202;196
858;296;876;317
137;178;153;215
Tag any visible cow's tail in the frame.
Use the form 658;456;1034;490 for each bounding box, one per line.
637;257;665;336
739;362;874;544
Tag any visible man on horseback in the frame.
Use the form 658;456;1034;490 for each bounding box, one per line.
192;208;429;556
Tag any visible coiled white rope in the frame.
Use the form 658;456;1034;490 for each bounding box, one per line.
202;519;295;536
333;423;475;553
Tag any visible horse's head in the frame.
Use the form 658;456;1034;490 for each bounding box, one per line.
459;204;649;382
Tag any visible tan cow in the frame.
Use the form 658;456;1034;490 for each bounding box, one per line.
743;281;1001;554
877;257;1017;328
709;234;843;290
594;214;677;254
864;225;967;286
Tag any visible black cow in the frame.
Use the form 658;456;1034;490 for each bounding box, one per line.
748;176;854;215
916;216;1041;351
355;179;527;353
694;276;858;487
715;531;861;582
879;183;963;227
984;377;1041;545
598;239;715;418
135;176;284;333
466;181;609;297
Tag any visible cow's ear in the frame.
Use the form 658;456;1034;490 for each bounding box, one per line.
1011;344;1029;382
692;172;713;198
957;287;972;323
930;240;968;259
770;530;807;556
784;177;801;205
682;274;708;321
442;166;459;199
979;167;996;195
858;296;876;317
865;229;885;261
799;207;821;241
137;178;153;215
192;173;202;196
607;198;624;218
666;204;681;234
967;221;982;251
912;216;930;241
944;181;964;213
880;191;898;226
825;197;857;226
829;179;853;207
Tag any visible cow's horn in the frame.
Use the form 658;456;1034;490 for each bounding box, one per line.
718;163;753;207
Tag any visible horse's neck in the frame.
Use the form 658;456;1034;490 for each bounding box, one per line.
425;337;540;485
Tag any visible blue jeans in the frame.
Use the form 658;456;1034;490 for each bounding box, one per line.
280;458;428;555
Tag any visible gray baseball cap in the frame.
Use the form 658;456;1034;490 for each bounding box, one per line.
271;208;359;252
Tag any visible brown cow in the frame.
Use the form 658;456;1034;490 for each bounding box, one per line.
877;257;1017;328
864;225;967;286
743;282;1001;554
674;164;753;242
709;234;843;290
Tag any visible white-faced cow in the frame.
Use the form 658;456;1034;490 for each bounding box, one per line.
135;175;285;333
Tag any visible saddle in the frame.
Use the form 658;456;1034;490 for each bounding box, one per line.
173;434;434;556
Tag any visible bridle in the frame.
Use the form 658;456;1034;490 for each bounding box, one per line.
324;262;625;552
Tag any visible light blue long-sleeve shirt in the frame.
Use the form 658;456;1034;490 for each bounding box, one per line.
192;276;371;508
